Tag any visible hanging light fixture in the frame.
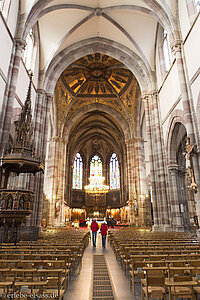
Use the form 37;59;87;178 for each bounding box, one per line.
84;176;109;197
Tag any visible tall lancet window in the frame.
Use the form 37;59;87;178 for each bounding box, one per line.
110;153;120;189
23;29;34;71
195;0;200;12
163;29;173;72
90;155;102;178
72;153;83;189
0;0;11;19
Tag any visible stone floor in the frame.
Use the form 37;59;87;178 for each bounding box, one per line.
64;231;135;300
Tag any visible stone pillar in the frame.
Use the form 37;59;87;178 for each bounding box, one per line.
136;137;150;226
0;38;26;153
142;95;159;229
27;92;53;228
125;138;136;225
33;89;46;157
44;137;67;227
168;164;184;231
171;40;200;227
143;93;171;231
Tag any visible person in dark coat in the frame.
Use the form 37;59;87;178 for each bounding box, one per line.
100;221;108;248
110;218;115;228
90;219;99;247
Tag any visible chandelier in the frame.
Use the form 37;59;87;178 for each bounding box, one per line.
84;176;109;197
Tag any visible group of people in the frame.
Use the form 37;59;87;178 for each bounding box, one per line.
90;219;108;248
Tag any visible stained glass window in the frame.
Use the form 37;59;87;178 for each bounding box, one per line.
72;153;83;189
90;155;102;178
110;153;120;189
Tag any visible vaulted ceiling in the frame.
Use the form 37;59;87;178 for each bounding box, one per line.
19;0;178;151
55;53;140;140
21;0;178;73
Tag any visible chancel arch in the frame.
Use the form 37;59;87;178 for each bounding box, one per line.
43;52;154;226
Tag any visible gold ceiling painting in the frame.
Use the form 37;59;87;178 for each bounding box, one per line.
55;53;140;130
60;53;133;97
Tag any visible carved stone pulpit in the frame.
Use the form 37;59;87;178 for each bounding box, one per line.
0;74;44;243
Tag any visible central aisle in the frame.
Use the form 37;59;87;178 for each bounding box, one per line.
64;231;133;300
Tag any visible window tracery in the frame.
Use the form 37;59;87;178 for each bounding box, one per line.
90;155;102;178
72;153;83;189
110;153;120;189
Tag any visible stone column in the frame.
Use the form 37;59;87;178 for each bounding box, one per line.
0;38;26;153
150;91;171;230
136;137;150;226
168;164;184;231
142;95;159;229
143;93;171;231
171;40;200;226
44;137;67;227
43;137;56;226
27;93;53;228
125;138;136;225
33;89;46;157
36;93;53;227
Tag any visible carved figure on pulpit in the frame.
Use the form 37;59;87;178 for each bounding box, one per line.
19;197;24;210
7;196;13;210
183;137;197;193
0;193;5;210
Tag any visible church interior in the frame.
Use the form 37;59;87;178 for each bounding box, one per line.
0;0;200;299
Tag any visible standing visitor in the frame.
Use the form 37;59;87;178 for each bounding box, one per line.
100;221;108;248
90;219;99;247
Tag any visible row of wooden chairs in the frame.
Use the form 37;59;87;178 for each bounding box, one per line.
109;229;200;299
0;228;90;299
0;268;66;299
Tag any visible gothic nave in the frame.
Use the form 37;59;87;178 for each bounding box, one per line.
0;0;200;299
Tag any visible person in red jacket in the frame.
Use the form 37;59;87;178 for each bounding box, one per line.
100;221;108;248
90;219;99;247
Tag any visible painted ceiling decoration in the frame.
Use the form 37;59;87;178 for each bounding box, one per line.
55;53;140;131
60;53;133;98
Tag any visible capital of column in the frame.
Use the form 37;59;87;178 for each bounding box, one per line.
125;138;135;146
170;39;182;54
37;89;46;96
46;93;53;102
133;136;143;142
150;90;158;98
168;164;179;173
141;94;150;102
52;136;68;144
14;38;26;51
